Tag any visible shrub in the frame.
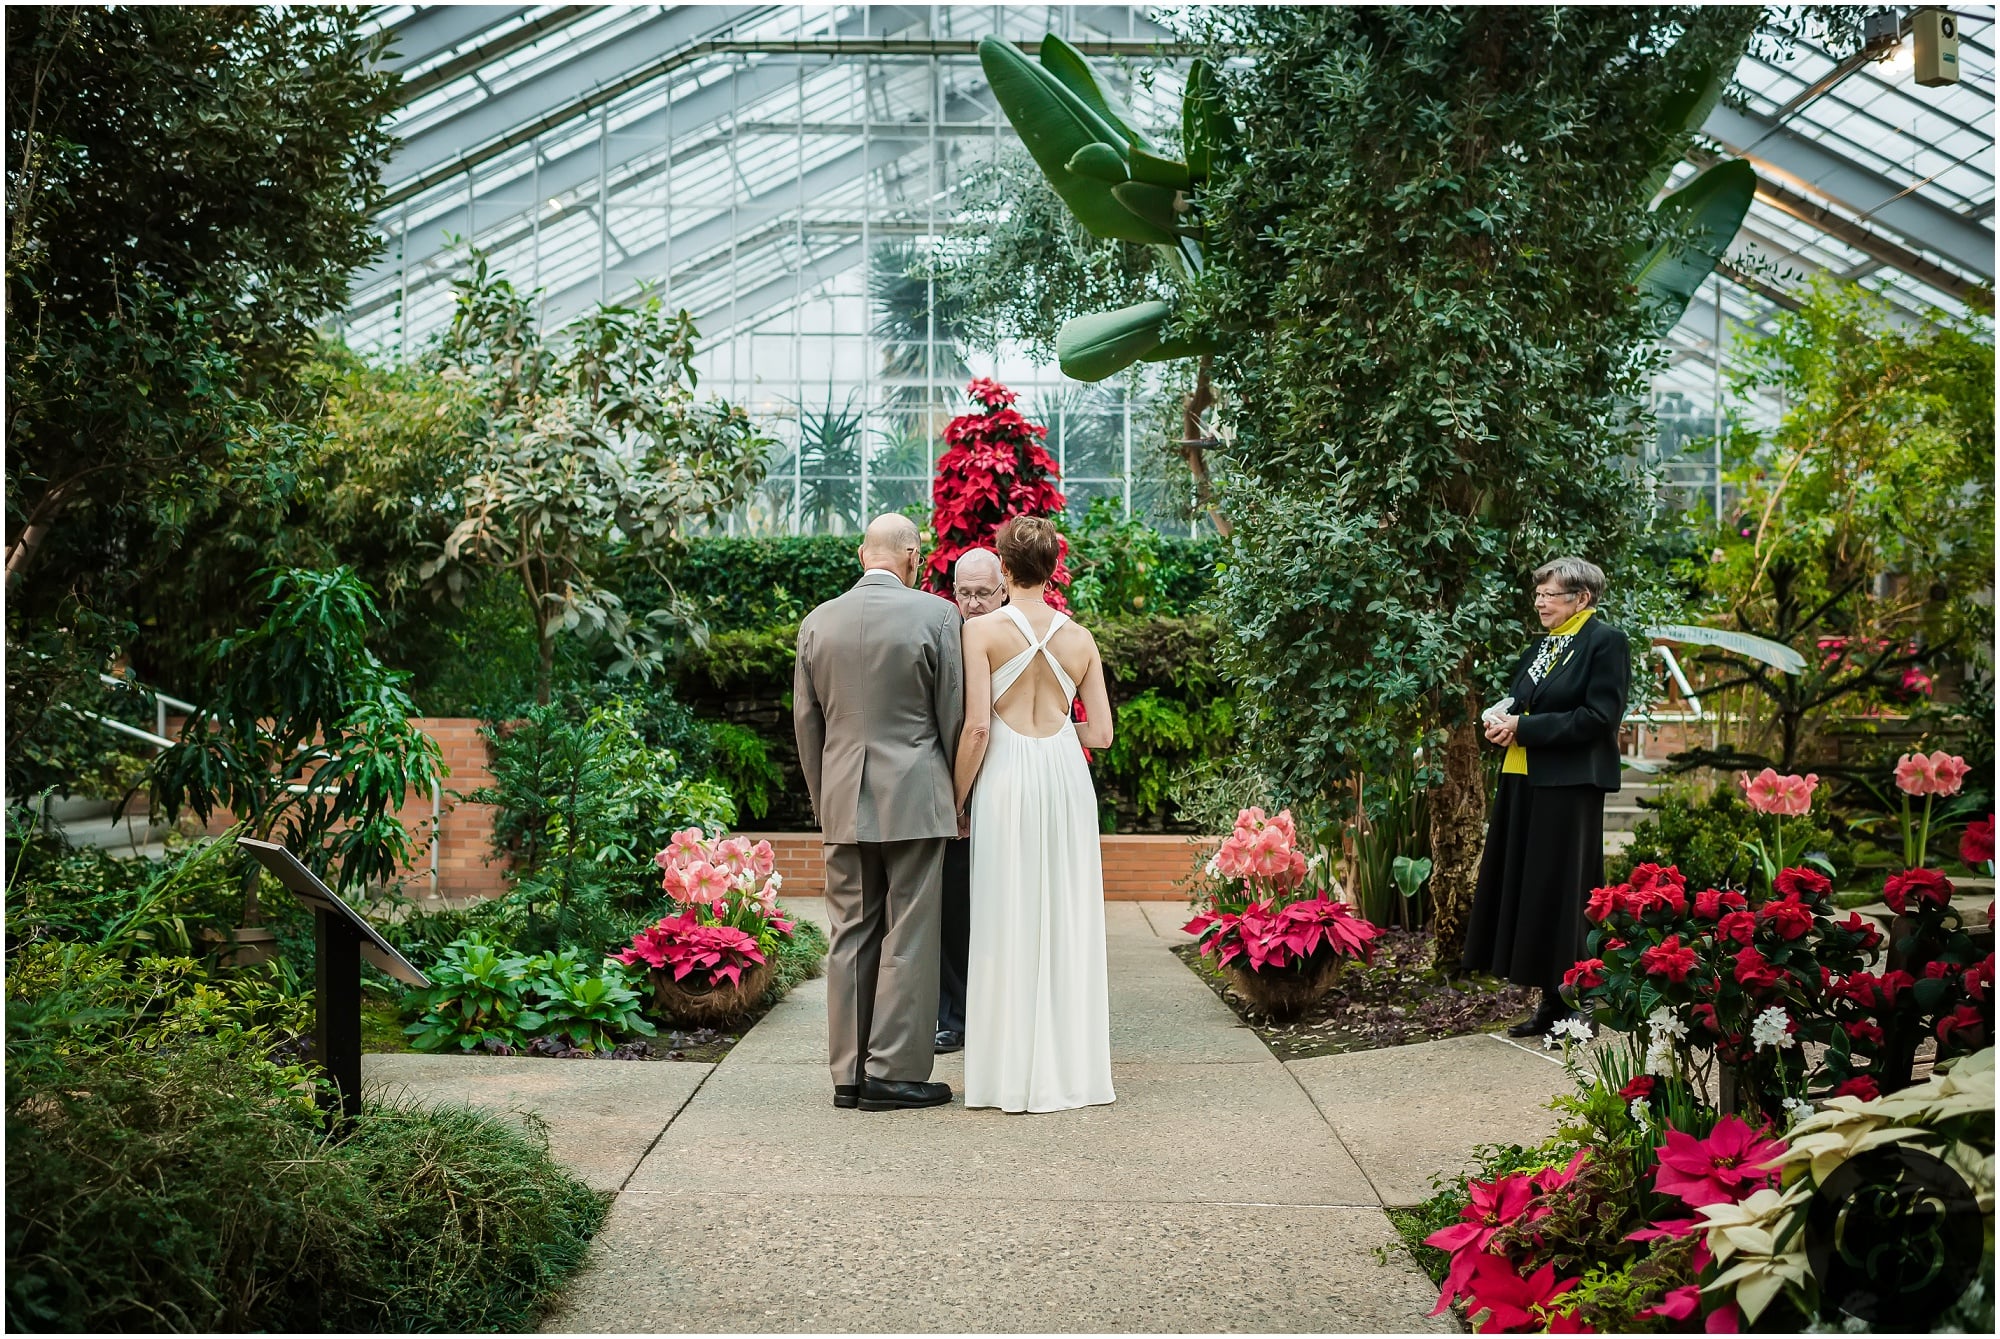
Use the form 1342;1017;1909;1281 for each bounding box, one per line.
1610;784;1844;893
402;938;655;1054
5;1040;606;1333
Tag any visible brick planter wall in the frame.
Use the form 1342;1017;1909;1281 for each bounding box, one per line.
170;716;1216;905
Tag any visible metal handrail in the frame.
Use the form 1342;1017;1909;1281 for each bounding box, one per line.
72;677;442;897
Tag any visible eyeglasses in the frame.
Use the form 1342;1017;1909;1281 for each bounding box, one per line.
954;585;1003;602
1532;587;1582;604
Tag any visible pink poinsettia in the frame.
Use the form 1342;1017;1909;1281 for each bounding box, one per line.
1185;896;1379;973
618;910;766;987
1652;1116;1786;1208
1425;1173;1538;1316
1464;1255;1580;1334
1737;768;1818;816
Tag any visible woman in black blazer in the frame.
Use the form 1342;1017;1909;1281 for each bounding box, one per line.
1464;556;1631;1036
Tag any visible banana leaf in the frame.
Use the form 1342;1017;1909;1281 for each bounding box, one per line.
1056;301;1173;381
1182;58;1234;182
1648;623;1806;675
1128;144;1192;190
1111;180;1191;238
1038;33;1149;150
1635;58;1733;203
1067;142;1128;183
1628;158;1755;330
978;37;1173;246
1143;331;1223;362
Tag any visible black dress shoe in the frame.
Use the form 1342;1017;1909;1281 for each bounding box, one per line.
934;1029;964;1054
833;1084;859;1109
857;1077;952;1111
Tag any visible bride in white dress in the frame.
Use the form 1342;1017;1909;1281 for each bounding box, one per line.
952;516;1116;1114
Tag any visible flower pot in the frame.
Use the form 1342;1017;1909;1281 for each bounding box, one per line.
1222;951;1347;1020
649;958;774;1027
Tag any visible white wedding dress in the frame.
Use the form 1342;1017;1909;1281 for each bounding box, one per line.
963;606;1115;1114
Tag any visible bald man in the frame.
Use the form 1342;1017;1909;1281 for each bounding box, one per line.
795;514;965;1112
935;547;1005;1054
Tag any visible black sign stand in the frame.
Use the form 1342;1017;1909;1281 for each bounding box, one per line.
236;837;430;1125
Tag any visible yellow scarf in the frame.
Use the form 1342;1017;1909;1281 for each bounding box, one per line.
1503;608;1596;775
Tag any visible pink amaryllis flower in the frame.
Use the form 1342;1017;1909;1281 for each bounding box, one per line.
1425;1173;1537;1315
1652;1116;1786;1208
1737;768;1819;816
681;860;734;905
1895;750;1971;798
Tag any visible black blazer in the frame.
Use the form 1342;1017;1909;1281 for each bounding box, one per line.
1507;615;1631;792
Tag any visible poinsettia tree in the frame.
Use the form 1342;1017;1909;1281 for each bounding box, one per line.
925;378;1071;606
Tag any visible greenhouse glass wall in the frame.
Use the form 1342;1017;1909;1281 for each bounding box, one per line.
345;4;1996;533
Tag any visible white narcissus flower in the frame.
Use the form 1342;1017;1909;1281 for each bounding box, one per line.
1646;1005;1688;1040
768;871;784;891
1781;1096;1813;1128
1644;1035;1676;1076
1699;1183;1814;1323
1750;1006;1795;1052
1628;1098;1650;1129
1549;1017;1593;1045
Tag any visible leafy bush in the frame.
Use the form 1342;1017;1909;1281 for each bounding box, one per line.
618;536;862;634
6;1041;606;1332
1063;496;1219;620
402;938;654;1053
1609;785;1845;893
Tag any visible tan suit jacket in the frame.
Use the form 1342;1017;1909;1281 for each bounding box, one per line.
794;570;964;844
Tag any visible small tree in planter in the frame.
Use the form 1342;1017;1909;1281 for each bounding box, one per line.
1183;806;1381;1018
924;378;1071;605
618;827;796;1026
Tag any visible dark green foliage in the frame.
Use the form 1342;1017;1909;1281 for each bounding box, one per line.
402;939;654;1053
1192;4;1759;804
1062;496;1219;620
149;567;442;892
471;697;734;952
5;1042;605;1333
704;721;783;821
6;7;400;780
1608;784;1846;893
765;916;831;1004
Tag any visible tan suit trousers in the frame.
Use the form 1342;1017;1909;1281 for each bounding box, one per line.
824;837;946;1086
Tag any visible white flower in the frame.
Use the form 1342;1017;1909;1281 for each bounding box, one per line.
1644;1034;1676;1077
1629;1098;1651;1129
1750;1006;1795;1052
1544;1023;1592;1055
768;871;783;891
1646;1005;1688;1041
1781;1097;1814;1128
1204;856;1221;878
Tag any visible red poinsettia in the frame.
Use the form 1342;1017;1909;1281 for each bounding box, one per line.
1562;958;1606;990
1640;935;1698;981
1652;1116;1786;1208
1425;1173;1539;1316
1464;1255;1580;1334
618;909;766;987
1964;814;1995;866
1184;895;1379;973
1883;867;1954;914
926;379;1069;604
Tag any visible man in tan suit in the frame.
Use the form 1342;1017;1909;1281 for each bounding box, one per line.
795;513;965;1112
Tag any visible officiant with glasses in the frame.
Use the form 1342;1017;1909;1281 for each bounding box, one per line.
934;546;1006;1054
1464;556;1631;1038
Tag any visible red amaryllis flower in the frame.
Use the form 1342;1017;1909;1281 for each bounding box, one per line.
1883;868;1954;914
1425;1173;1537;1315
1563;958;1606;990
1585;884;1624;923
1937;1004;1985;1046
1620;1074;1656;1102
1464;1255;1580;1334
1963;815;1995;866
1733;945;1782;993
1832;1076;1879;1101
1716;910;1758;946
1652;1116;1787;1208
1758;895;1815;941
1640;935;1698;982
1774;867;1832;902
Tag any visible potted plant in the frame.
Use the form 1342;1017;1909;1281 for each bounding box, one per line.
1183;807;1382;1019
619;828;795;1026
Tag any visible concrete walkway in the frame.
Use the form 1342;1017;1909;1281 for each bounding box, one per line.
367;900;1573;1333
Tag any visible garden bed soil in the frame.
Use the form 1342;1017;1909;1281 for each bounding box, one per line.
1174;928;1538;1060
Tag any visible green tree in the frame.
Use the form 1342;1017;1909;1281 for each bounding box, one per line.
1186;6;1761;963
150;568;443;913
424;256;771;701
1680;278;1994;773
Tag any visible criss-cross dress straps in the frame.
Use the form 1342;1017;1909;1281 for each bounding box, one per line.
991;605;1076;705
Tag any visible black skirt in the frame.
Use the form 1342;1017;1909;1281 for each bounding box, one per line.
1462;775;1605;990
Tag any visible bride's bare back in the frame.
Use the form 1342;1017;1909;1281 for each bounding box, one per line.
952;594;1114;812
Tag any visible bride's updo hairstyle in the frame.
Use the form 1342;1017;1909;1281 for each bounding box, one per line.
995;515;1062;590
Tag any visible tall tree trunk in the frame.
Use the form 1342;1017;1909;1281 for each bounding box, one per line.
536;632;555;706
1426;692;1487;969
1180;356;1231;538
